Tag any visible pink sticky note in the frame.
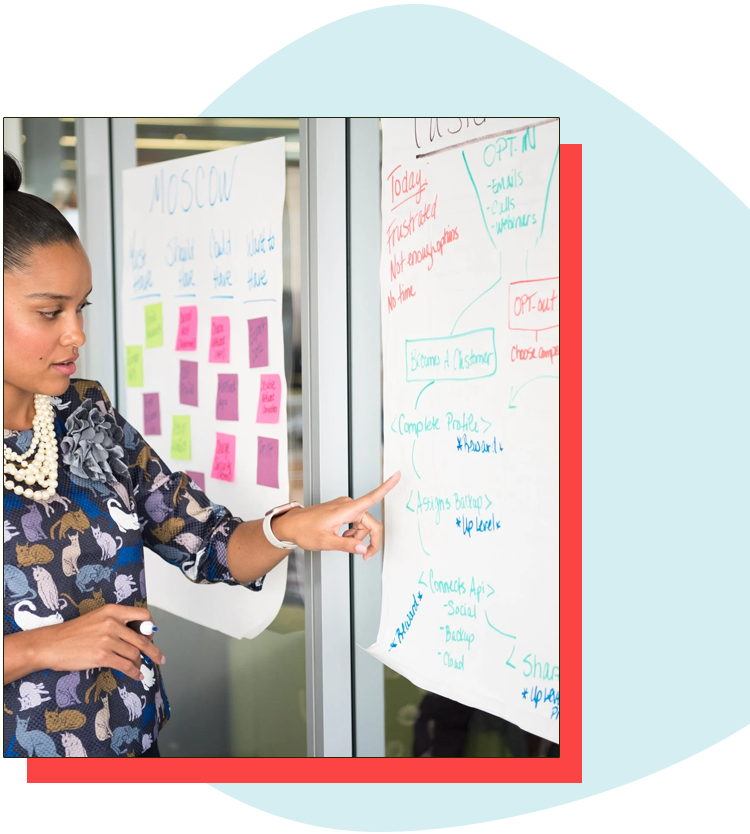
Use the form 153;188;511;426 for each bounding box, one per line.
216;374;239;421
256;374;281;423
209;316;231;363
211;433;236;482
185;470;205;491
175;306;198;351
179;360;199;407
143;393;161;435
257;436;279;488
248;316;269;368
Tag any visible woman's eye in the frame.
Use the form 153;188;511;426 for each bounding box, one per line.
40;310;61;320
77;302;91;313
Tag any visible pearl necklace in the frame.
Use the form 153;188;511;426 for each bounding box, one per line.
3;394;59;501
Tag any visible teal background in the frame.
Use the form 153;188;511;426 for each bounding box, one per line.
203;4;750;830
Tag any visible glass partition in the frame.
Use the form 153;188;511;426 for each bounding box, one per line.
132;118;306;756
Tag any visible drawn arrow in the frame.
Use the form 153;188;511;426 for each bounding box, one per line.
485;610;516;640
406;491;415;513
391;416;397;433
484;494;492;510
414;381;434;410
480;417;492;433
418;571;427;588
411;439;421;480
417;520;430;556
509;375;559;409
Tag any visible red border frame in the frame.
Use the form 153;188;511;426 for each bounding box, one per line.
28;144;582;784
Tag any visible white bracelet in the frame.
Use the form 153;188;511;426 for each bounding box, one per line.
263;502;303;549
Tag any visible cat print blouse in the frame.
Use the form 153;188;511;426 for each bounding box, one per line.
4;379;263;758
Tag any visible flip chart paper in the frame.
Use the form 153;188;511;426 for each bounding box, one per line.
179;361;199;407
175;306;198;351
123;139;289;639
144;303;163;348
143;393;161;435
367;118;560;743
126;346;143;387
209;316;230;363
256;374;281;423
247;316;269;368
216;374;239;421
257;436;279;488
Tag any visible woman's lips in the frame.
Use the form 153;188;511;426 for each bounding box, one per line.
51;361;77;376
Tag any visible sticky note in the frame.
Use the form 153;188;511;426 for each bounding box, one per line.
209;316;230;363
185;471;205;492
171;415;192;460
144;303;163;348
179;360;199;407
143;393;161;435
216;374;239;421
256;374;281;423
126;346;143;387
257;436;279;488
248;316;269;368
175;306;198;351
211;433;236;482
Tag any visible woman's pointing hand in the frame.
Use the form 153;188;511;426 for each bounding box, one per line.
273;471;401;559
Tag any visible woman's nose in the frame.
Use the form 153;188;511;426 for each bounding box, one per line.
62;317;86;349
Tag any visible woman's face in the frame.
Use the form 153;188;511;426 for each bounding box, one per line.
3;240;92;398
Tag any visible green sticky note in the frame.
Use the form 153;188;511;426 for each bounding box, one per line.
126;346;143;387
171;415;192;460
145;303;163;348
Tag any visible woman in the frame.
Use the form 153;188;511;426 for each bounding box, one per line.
3;152;399;758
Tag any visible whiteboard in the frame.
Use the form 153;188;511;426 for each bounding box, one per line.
121;139;289;639
367;118;560;742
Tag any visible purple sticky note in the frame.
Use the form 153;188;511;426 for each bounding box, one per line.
216;374;239;421
175;306;198;351
211;433;236;482
256;374;281;424
209;316;230;363
179;360;199;407
248;316;269;368
257;436;279;488
185;470;205;491
143;393;161;435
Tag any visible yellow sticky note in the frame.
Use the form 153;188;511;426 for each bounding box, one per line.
126;346;143;387
145;303;163;348
171;415;192;460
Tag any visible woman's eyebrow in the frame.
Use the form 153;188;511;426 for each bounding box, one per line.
25;289;93;301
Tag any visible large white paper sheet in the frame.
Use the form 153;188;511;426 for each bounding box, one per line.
121;139;288;639
368;119;560;742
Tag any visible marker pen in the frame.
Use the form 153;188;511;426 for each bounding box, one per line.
127;620;158;636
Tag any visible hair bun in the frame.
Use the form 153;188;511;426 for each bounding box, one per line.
4;152;23;193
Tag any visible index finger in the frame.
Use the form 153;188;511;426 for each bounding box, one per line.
107;604;154;623
353;470;401;511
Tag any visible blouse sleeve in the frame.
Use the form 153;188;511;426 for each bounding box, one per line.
97;383;263;591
